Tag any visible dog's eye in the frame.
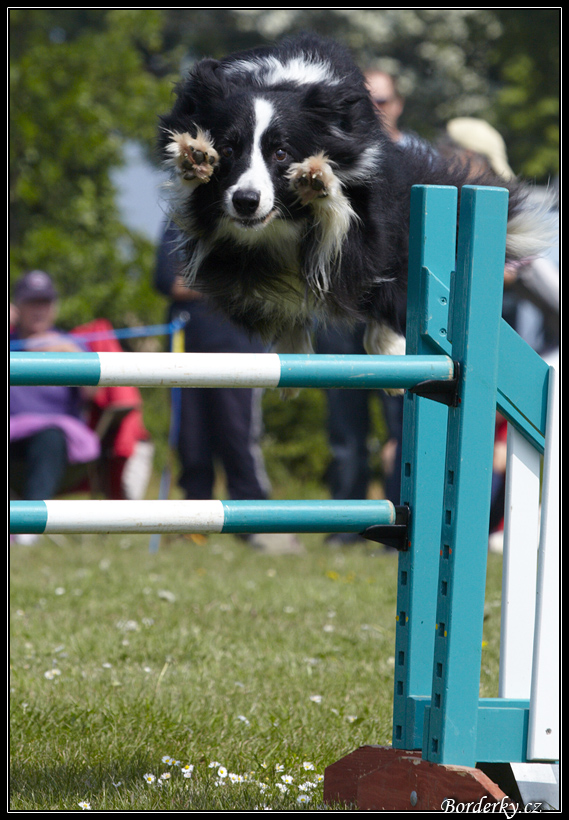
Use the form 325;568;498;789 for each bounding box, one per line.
274;149;287;162
220;146;234;159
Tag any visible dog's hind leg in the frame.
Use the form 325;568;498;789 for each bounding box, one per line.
272;322;314;356
272;322;314;399
363;320;406;396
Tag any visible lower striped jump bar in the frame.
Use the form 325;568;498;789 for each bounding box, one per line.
10;499;399;536
10;351;454;390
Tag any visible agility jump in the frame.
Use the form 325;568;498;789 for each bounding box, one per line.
10;186;559;809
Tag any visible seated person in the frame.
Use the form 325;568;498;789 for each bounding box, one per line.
10;271;101;514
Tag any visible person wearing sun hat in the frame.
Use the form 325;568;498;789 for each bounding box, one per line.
441;118;558;552
443;117;516;180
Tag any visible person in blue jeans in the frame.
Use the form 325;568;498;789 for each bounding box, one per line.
316;322;403;547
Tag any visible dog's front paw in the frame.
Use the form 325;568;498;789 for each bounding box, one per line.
288;153;337;205
166;129;219;183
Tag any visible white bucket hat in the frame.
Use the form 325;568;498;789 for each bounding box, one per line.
446;118;515;180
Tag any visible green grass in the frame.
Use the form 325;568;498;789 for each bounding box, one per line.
10;523;503;811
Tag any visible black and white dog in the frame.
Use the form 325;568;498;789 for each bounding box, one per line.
158;33;553;365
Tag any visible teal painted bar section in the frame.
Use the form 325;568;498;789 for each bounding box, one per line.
393;186;457;751
422;699;530;763
278;355;454;389
10;351;101;386
409;262;548;453
221;499;395;533
476;699;530;763
10;500;48;534
497;319;549;451
10;351;454;390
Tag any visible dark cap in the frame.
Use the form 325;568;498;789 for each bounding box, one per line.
13;270;58;303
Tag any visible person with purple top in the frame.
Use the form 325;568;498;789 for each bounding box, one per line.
10;271;100;542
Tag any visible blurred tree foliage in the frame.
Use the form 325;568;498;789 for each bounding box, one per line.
9;9;178;330
490;9;559;181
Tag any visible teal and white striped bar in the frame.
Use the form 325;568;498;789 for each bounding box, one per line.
10;499;396;535
10;351;454;390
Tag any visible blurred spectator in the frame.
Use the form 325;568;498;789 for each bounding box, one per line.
440;117;516;179
70;318;154;502
439;118;559;551
366;69;430;151
10;271;101;543
154;225;304;555
439;117;559;357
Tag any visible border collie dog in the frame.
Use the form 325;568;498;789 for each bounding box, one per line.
158;34;553;369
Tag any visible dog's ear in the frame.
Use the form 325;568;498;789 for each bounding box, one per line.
158;58;228;147
301;84;368;134
174;58;227;117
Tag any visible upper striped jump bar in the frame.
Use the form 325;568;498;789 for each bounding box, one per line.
10;351;455;390
10;499;398;535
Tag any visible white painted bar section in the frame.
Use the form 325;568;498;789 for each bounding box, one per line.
528;365;559;761
499;424;540;698
44;500;226;533
97;352;282;387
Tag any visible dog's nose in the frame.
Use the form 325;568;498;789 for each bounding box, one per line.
232;189;261;217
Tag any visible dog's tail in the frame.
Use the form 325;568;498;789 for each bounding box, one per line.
506;185;558;262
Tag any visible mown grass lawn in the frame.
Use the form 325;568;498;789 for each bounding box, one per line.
10;525;503;811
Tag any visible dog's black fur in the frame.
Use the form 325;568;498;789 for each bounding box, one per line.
158;33;552;361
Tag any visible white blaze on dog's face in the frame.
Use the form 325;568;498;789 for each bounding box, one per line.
224;97;276;227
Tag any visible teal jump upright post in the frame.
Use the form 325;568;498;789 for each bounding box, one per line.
324;185;558;809
424;186;509;766
392;185;457;750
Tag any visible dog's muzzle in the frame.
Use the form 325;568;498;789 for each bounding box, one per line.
228;188;278;229
232;188;262;217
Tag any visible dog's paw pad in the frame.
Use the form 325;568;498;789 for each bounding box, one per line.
167;130;219;183
288;154;336;204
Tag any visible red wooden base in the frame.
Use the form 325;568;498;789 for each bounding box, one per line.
324;746;514;811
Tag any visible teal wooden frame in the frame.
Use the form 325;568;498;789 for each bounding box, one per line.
10;185;556;767
392;185;552;767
